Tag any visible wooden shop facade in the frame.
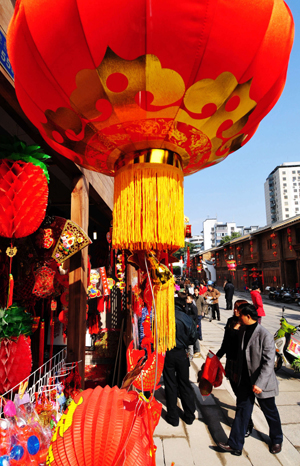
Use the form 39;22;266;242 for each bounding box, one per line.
192;216;300;292
0;2;128;392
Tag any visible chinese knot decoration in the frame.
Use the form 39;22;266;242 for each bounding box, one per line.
7;0;294;252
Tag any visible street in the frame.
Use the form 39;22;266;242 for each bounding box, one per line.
154;291;300;466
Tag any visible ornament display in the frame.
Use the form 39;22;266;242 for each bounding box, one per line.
7;0;294;252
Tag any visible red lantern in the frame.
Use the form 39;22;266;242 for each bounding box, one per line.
47;386;162;466
272;243;277;248
7;0;294;252
273;251;278;257
270;232;276;239
0;136;49;239
185;225;192;238
0;335;32;394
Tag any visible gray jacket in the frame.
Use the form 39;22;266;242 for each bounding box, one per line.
240;324;279;399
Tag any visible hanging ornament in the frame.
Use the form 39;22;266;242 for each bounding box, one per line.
0;136;50;239
7;0;294;253
32;265;55;298
52;219;91;264
0;303;33;393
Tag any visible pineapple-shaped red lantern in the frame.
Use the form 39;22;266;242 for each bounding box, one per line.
0;303;33;393
0;136;50;239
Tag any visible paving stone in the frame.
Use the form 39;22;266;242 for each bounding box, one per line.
162;437;195;466
276;391;300;406
277;405;300;424
282;423;300;447
185;418;223;466
155;437;165;466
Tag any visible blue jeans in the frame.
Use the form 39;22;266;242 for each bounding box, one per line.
228;385;283;450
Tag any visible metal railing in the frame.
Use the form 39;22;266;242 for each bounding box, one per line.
0;348;67;417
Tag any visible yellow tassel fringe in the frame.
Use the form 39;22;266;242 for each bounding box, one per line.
153;277;176;353
113;163;184;251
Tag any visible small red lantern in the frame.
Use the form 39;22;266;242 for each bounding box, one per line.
270;232;276;239
185;225;192;238
272;243;277;248
273;251;278;257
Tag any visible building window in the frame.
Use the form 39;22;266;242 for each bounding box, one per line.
295;189;298;193
283;183;287;187
285;208;289;211
267;239;272;249
283;171;286;174
284;195;288;199
295;201;298;205
286;215;290;218
283;177;286;181
231;227;234;231
296;208;299;212
292;171;296;174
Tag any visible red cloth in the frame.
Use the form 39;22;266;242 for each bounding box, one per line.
250;290;265;317
199;286;207;295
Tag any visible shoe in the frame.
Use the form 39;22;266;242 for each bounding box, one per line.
218;442;242;456
165;415;179;427
182;413;195;425
199;337;203;341
217;318;220;321
270;443;282;454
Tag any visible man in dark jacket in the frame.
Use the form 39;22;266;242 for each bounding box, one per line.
224;279;235;310
163;298;197;427
185;293;201;356
218;304;283;456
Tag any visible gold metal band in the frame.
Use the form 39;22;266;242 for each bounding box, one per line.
114;149;182;172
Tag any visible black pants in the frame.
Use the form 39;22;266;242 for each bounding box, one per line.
225;297;233;310
163;348;195;423
228;384;283;451
211;303;220;320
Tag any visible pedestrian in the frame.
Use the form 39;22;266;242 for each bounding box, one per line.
163;296;197;427
188;282;195;295
216;299;254;437
204;281;221;320
185;294;201;357
198;280;207;295
250;282;265;324
193;287;205;341
223;278;235;310
218;303;283;456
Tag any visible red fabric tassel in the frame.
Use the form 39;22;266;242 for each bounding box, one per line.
7;273;14;308
39;320;45;368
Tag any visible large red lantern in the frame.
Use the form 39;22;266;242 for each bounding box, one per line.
7;0;294;252
47;385;162;466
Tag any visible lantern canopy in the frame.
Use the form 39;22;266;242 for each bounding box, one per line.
7;0;294;250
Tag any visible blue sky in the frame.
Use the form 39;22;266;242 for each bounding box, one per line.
184;0;300;235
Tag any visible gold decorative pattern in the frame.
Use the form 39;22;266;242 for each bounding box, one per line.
42;49;257;177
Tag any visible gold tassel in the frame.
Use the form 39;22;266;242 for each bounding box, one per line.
153;277;176;353
113;163;184;251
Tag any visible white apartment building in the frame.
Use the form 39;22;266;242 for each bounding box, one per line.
203;219;259;250
264;162;300;224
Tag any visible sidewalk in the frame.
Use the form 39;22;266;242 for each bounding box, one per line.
154;292;300;466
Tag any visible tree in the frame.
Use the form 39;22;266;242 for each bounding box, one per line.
173;242;196;260
219;232;241;246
